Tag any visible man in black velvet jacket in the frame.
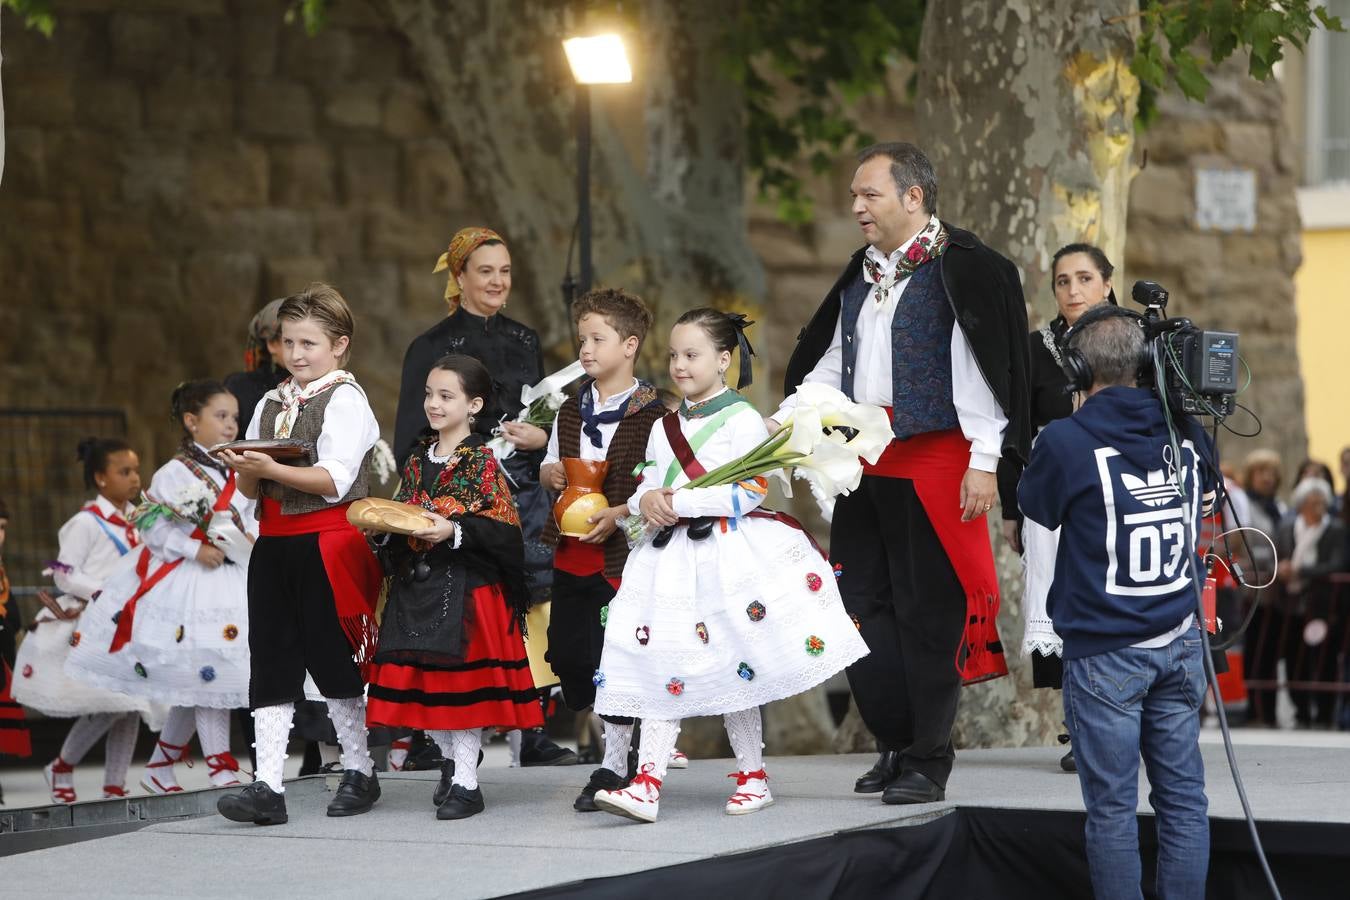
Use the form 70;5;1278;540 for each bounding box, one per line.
773;142;1030;804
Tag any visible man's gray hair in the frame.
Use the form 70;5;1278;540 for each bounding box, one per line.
1290;476;1333;512
1074;314;1146;388
857;142;938;214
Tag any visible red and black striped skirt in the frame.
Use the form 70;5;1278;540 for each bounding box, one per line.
366;583;544;732
0;660;32;757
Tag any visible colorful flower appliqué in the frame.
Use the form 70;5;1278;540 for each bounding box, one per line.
22;664;33;678
223;624;239;641
805;635;825;656
175;625;185;643
695;622;709;644
200;666;216;682
599;605;609;629
592;670;606;688
850;613;862;631
666;677;685;696
833;563;843;579
636;625;651;645
746;601;766;622
737;662;755;681
805;572;823;592
134;662;148;678
69;631;82;648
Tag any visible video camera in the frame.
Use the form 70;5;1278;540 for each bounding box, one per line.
1132;280;1239;419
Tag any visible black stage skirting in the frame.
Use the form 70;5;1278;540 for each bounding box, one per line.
514;807;1350;900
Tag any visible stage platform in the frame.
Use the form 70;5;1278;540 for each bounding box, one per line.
3;742;1348;899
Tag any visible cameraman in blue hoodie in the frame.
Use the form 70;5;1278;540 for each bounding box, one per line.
1019;309;1216;900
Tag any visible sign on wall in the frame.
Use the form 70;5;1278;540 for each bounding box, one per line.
1195;168;1258;232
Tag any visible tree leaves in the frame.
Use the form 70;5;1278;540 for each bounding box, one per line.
1;0;56;36
1132;0;1343;125
720;0;924;224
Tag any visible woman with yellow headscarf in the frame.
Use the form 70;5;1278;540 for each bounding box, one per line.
392;227;576;768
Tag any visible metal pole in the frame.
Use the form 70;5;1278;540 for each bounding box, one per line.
577;82;593;296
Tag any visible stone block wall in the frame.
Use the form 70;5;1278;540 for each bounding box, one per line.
0;0;484;463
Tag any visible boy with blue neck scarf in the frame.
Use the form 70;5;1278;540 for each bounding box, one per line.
539;288;667;812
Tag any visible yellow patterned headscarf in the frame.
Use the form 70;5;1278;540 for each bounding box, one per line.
433;227;506;311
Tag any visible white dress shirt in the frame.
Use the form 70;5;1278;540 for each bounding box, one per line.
52;495;140;601
775;229;1008;472
542;378;640;469
247;380;382;502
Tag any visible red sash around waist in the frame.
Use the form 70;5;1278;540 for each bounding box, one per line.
258;496;381;674
855;421;1007;685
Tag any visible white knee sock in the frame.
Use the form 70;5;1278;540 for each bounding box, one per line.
723;707;765;773
324;696;373;776
506;729;522;767
427;729;482;789
252;703;296;793
59;713;116;765
102;713;139;789
195;707;231;757
636;718;681;782
601;720;634;778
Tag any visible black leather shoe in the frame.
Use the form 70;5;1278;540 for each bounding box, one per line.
1060;748;1076;773
432;759;455;807
520;730;578;767
854;750;902;794
574;767;628;812
326;769;381;817
436;783;485;820
218;782;288;825
882;770;945;805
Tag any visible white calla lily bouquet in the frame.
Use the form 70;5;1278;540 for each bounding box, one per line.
487;360;587;462
622;384;891;546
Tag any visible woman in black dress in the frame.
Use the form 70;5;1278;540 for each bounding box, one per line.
393;227;573;766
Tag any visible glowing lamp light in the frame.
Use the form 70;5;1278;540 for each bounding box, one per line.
563;34;633;85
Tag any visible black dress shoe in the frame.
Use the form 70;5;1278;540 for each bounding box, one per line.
520;730;578;767
432;750;487;805
326;769;381;817
1060;748;1077;773
436;783;485;820
882;770;945;805
433;759;455;807
854;750;902;794
218;782;289;825
574;767;628;812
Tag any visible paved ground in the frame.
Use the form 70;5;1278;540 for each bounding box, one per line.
3;736;1347;899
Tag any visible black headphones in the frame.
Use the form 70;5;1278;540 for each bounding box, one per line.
1059;303;1150;393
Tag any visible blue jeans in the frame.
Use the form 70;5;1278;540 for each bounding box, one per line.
1063;626;1210;900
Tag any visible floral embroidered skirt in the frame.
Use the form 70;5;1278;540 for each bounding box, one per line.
366;583;544;732
66;550;250;709
594;515;869;720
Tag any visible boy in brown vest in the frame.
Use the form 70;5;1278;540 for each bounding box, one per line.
539;288;666;812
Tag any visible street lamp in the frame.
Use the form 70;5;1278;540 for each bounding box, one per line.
560;33;633;309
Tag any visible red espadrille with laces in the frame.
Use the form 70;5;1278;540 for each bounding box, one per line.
593;763;663;823
141;739;192;794
724;768;773;815
206;751;247;787
44;757;77;804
